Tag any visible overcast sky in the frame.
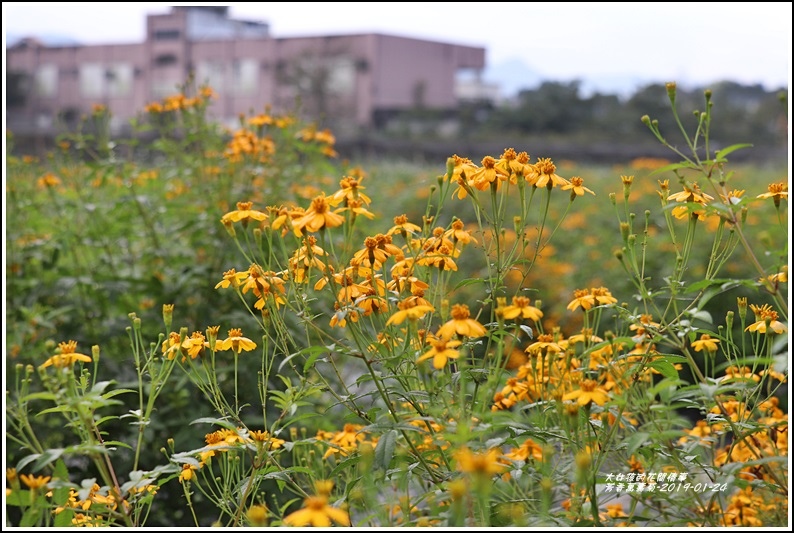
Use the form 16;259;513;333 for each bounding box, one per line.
3;2;792;90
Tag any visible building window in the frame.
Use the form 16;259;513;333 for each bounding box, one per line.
196;60;225;92
154;29;180;40
154;54;178;67
233;59;258;95
35;64;58;97
79;63;104;98
106;63;133;97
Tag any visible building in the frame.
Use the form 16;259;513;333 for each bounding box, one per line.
6;6;487;137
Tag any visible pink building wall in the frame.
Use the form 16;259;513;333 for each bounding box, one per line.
6;7;485;135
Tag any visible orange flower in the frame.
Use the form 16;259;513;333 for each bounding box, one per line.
291;194;345;234
283;495;350;527
39;340;92;370
437;304;487;339
563;379;609;406
216;328;257;354
499;296;543;322
417;335;462;369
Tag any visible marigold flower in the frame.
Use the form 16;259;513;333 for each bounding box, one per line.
330;175;372;206
667;183;714;219
386;300;435;326
563;379;610;406
416;335;462;369
436;304;487;338
292;194;345;234
39;340;92;370
756;182;788;205
525;334;563;357
36;173;62;189
221;201;268;226
444;219;477;249
215;268;249;290
504;438;544;463
249;430;286;450
216;328;257;354
246;504;268;526
470;155;510;191
181;332;208;359
566;289;596;312
499;296;543;322
724;366;760;383
387;214;422;237
416;244;458;271
283;495;350;527
320;423;368;459
562;176;595;198
533;158;569;189
745;304;787;334
179;463;199;483
454;447;507;476
691;333;720;353
20;474;52;490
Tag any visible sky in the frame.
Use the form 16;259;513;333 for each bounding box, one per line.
3;2;792;93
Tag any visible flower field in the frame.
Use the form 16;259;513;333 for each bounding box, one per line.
4;82;789;527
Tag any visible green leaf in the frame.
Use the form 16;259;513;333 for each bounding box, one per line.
18;391;57;403
5;489;32;506
373;429;398;471
31;448;65;471
714;143;753;160
189;417;237;430
647;360;679;381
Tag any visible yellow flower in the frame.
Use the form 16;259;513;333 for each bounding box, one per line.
533;157;569;189
562;176;595;198
246;504;268;526
36;173;62;189
215;268;249;289
499;296;543;322
330;175;372;206
756;182;788;204
525;333;562;357
179;463;198;483
436;304;487;339
387;214;422;237
563;379;610;407
454;447;507;476
416;336;462;369
39;340;92;370
566;289;596;312
470;155;510;191
745;304;787;334
181;332;208;359
667;183;714;219
283;495;350;527
503;438;544;463
216;328;257;354
386;300;435;326
20;474;51;490
691;333;720;353
221;201;268;226
320;423;369;459
249;430;286;450
291;194;345;234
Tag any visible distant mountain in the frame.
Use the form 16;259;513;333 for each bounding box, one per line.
484;57;654;100
5;32;82;47
482;58;546;98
